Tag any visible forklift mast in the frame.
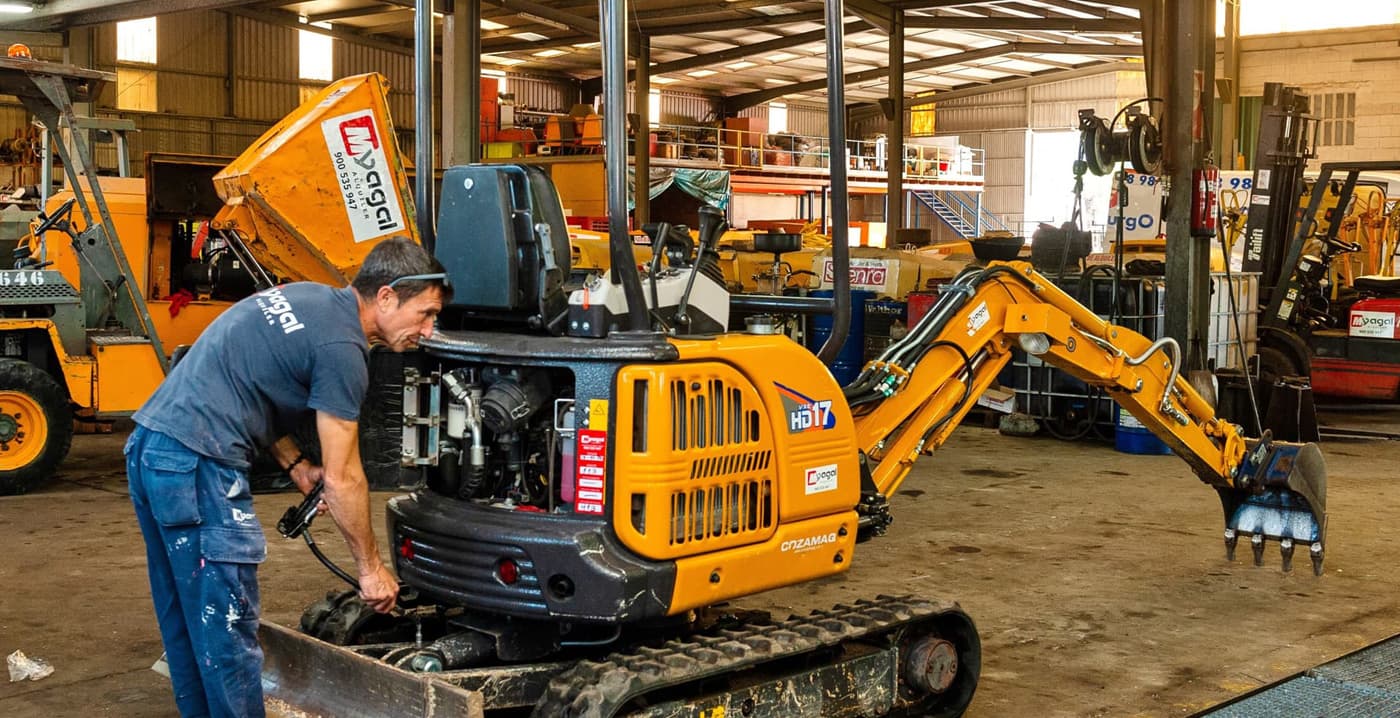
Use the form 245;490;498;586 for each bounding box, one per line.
1241;82;1316;301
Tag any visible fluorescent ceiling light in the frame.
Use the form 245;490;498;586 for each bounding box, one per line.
533;48;567;58
765;78;789;84
481;69;506;77
572;41;600;48
483;54;526;66
725;61;757;70
752;5;801;16
687;69;717;78
0;2;33;12
480;19;508;30
651;76;679;84
510;31;549;42
766;52;799;62
517;12;569;31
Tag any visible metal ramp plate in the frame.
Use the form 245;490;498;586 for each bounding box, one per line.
1197;634;1400;717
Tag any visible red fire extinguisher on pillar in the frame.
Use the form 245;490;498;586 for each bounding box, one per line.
1190;164;1219;238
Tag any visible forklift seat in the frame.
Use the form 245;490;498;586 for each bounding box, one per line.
1353;275;1400;297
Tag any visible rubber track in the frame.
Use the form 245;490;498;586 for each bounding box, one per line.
532;595;963;718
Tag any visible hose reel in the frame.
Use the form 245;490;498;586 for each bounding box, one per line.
1077;105;1162;177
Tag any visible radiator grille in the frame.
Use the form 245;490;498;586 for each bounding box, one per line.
670;378;762;451
670;478;773;545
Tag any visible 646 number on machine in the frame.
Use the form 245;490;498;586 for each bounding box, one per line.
0;271;46;287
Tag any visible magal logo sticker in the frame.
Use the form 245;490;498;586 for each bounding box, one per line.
321;109;407;243
775;383;836;434
1351;310;1398;338
338;115;380;155
804;463;838;495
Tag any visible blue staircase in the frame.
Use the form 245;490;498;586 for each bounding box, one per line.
912;190;1007;238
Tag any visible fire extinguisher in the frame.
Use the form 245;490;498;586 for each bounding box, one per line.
1190;164;1219;238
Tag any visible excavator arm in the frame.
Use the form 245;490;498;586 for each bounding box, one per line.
848;261;1327;574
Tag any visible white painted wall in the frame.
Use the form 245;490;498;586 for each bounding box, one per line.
1222;24;1400;165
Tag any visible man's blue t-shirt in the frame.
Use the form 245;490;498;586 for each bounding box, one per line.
134;283;370;468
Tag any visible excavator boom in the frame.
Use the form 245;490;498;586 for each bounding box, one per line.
847;260;1326;572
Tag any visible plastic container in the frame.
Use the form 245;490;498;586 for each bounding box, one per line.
863;299;906;362
807;289;874;386
1114;405;1172;455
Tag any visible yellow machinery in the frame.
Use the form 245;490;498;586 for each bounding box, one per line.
0;61;412;494
245;84;1329;718
218;14;1329;710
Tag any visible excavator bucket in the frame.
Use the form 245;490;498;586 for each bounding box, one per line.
211;73;417;286
1219;440;1327;575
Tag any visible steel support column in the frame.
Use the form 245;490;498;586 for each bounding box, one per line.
442;0;480;166
634;34;650;227
1160;0;1214;368
414;0;435;249
885;10;905;231
1220;0;1241;169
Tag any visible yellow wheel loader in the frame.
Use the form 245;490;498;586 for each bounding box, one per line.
0;57;412;494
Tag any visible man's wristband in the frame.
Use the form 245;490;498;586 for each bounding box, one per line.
285;453;307;474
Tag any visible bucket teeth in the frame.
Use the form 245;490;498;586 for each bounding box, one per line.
1222;483;1325;574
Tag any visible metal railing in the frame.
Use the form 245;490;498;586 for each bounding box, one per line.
487;120;986;184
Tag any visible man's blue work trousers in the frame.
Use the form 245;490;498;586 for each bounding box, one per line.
126;425;268;718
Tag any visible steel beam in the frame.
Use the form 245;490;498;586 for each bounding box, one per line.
495;0;597;36
415;0;436;249
902;16;1140;32
847;0;893;33
442;0;479;166
1219;0;1240;169
229;8;423;58
887;9;905;231
729;42;1140;111
308;6;409;24
634;33;650;227
906;60;1136;106
647;21;872;78
8;0;252;30
0;31;63;46
644;11;825;36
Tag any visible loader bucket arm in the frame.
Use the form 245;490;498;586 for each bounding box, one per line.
210;73;418;286
848;261;1327;574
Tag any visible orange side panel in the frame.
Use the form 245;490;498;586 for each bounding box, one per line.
92;341;164;415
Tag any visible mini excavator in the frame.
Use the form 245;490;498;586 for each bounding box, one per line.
250;6;1327;717
265;181;1327;716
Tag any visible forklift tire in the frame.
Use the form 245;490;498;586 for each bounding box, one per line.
0;359;73;496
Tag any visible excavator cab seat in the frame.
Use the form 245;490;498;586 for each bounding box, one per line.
435;164;572;333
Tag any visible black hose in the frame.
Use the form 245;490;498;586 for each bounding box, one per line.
304;530;360;591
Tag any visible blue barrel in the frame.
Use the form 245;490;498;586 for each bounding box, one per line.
1114;405;1172;455
807;289;874;386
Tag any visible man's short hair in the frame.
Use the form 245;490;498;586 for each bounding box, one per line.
352;236;453;303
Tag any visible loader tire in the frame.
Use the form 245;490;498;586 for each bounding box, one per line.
0;359;72;496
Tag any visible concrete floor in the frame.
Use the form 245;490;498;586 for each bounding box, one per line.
2;414;1399;717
